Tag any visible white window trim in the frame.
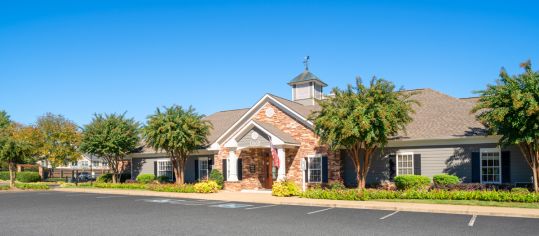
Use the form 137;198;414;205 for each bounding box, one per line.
156;160;173;180
479;148;502;184
198;157;209;181
396;152;414;176
307;154;323;183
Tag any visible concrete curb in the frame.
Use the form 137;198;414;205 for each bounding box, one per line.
52;188;539;219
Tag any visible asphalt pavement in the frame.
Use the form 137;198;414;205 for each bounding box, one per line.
0;191;538;236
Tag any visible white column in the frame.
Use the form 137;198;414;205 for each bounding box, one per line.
277;147;286;181
227;149;239;181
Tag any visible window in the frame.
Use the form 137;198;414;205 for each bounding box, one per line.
199;158;209;180
397;153;414;176
157;161;173;180
71;161;78;167
308;156;322;183
92;161;100;167
102;161;108;167
81;161;89;168
480;148;501;184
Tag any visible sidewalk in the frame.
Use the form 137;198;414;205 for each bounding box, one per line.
53;188;539;218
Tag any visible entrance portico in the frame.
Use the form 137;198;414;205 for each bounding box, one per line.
224;120;299;190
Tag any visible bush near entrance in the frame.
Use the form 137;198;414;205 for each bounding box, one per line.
272;180;300;197
209;169;224;189
194;180;220;193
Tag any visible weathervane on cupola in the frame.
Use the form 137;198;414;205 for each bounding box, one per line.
288;56;328;106
303;56;310;71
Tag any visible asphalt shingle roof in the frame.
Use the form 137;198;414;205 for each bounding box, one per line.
288;70;328;86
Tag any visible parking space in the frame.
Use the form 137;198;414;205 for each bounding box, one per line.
0;191;538;236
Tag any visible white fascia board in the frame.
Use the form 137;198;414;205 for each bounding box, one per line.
210;94;313;148
224;120;286;148
386;135;500;148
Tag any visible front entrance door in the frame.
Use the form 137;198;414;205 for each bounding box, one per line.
260;154;273;189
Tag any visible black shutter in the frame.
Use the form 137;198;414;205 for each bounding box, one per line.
388;154;396;180
304;157;309;182
471;152;480;183
153;161;157;177
501;151;511;183
222;159;227;182
208;157;213;174
237;159;243;180
194;159;199;181
322;156;329;183
413;154;421;175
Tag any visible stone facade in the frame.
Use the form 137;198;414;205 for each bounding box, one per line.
213;101;342;191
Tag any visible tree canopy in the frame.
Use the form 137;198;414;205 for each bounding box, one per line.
312;77;417;189
35;113;82;174
473;60;539;191
80;113;140;183
143;105;211;184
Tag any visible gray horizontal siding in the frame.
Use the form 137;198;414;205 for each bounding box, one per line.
343;144;532;187
131;155;213;183
237;127;270;148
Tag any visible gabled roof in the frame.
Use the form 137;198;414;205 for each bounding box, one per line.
268;93;320;118
203;108;250;144
395;88;486;140
253;120;299;145
288;70;328;86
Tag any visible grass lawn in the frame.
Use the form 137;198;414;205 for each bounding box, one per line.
374;199;539;209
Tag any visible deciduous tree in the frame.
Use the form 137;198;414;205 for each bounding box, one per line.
473;61;539;192
312;77;417;189
143;105;211;184
35;113;82;177
80;113;140;183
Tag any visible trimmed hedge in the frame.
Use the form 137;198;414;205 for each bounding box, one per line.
394;175;431;190
156;176;171;184
272;180;300;197
0;185;9;190
300;189;539;203
15;183;50;190
147;184;196;193
0;171;9;180
136;174;156;184
433;174;460;186
16;172;41;183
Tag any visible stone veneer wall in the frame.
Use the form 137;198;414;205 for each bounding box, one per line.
213;102;342;190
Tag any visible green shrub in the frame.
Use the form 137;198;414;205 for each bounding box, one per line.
96;173;113;183
147;183;196;193
156;176;171;183
93;182;147;190
0;171;10;180
15;183;50;190
194;180;220;193
136;174;156;184
432;174;460;186
511;187;530;194
15;172;41;183
0;185;9;190
394;175;431;190
328;182;346;190
209;169;224;189
272;180;300;197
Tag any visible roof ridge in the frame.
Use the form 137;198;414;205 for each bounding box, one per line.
266;93;307;106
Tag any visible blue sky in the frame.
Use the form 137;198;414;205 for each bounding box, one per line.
1;0;538;126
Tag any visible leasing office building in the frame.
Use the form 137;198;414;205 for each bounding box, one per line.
127;69;533;190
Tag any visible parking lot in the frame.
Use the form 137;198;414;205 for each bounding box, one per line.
1;191;538;236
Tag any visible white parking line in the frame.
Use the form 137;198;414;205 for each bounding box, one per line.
468;215;477;227
379;211;399;220
307;208;333;215
245;205;277;210
96;196;125;199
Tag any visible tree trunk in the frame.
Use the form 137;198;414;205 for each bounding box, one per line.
533;151;539;193
112;172;118;183
8;161;15;188
174;158;185;185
